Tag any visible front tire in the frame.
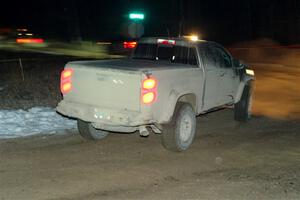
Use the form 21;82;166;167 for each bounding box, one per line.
161;103;196;152
234;83;253;122
77;119;109;140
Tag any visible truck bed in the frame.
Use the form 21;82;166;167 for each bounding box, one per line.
69;59;196;71
64;61;143;112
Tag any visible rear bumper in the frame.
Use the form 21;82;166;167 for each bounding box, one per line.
56;100;152;127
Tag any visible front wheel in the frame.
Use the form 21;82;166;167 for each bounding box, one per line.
161;103;196;152
77;119;109;140
234;83;253;122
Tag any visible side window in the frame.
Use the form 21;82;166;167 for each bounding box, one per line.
220;49;232;68
188;47;197;65
212;47;232;68
172;46;189;64
171;46;197;66
199;45;217;68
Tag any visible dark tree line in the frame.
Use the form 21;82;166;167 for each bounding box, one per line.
1;0;299;44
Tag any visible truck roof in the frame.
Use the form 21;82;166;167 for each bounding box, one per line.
138;37;210;47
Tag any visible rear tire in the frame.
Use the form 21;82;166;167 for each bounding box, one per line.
234;83;253;122
77;119;109;140
161;103;196;152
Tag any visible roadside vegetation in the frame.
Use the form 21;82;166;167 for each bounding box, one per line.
0;53;68;109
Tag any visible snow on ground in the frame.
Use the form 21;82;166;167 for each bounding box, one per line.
0;107;76;139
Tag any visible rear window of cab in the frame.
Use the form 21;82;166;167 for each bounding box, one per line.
133;43;198;66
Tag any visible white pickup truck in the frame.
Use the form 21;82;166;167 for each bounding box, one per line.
57;37;255;151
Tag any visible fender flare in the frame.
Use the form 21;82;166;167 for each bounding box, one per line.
234;75;255;103
160;89;196;124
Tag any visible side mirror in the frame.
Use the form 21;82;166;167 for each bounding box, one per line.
233;58;240;67
233;58;245;69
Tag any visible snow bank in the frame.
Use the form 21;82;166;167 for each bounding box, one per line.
0;107;76;139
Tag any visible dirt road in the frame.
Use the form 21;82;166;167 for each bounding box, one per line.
1;49;300;200
0;109;299;200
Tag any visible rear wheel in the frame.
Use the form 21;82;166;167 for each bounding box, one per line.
161;103;196;152
234;83;253;122
77;119;109;140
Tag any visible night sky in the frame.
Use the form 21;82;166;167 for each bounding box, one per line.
1;0;299;44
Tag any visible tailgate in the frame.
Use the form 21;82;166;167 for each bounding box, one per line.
65;67;142;112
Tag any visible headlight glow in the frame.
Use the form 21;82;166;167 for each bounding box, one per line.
246;69;255;76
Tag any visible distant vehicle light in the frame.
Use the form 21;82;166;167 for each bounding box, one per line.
157;39;176;45
123;41;137;49
246;69;255;76
25;33;33;36
17;28;28;32
16;38;44;44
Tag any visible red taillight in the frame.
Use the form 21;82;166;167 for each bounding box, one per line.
142;77;157;104
16;38;44;43
61;68;73;79
142;92;156;104
60;68;74;95
143;78;156;90
123;41;137;49
61;82;72;93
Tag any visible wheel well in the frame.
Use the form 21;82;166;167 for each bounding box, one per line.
177;93;197;112
235;80;254;103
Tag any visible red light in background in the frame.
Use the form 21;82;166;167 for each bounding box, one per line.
16;38;44;44
123;41;137;49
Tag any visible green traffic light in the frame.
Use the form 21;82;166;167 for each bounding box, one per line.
129;13;144;20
